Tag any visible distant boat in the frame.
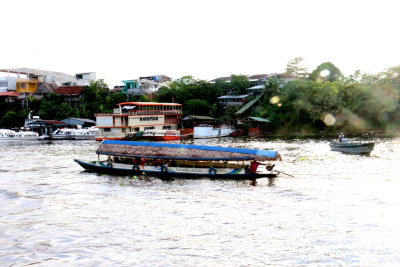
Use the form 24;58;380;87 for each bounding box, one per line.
51;127;98;140
330;137;375;155
74;140;282;180
0;129;38;140
142;129;181;141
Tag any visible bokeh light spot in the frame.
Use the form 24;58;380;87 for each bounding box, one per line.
270;96;280;104
320;69;330;77
323;113;336;126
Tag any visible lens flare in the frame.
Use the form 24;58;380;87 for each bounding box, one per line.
320;69;330;77
270;96;280;104
323;113;336;126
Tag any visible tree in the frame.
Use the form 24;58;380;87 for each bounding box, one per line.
80;79;110;119
0;111;20;128
184;99;210;115
285;57;308;79
309;62;344;82
230;74;250;95
156;76;221;116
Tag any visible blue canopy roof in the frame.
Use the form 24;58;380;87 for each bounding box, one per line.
97;140;281;161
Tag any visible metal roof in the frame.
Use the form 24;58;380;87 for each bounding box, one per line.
181;115;215;120
240;116;270;123
235;94;263;115
217;94;249;99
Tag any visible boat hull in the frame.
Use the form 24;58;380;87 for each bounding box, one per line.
74;159;277;180
330;141;375;155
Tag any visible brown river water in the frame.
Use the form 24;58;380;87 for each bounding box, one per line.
1;137;400;266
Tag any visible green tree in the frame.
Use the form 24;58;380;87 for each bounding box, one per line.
184;99;210;115
285;57;308;79
156;76;221;116
0;111;20;128
230;74;250;95
309;62;344;82
80;79;110;119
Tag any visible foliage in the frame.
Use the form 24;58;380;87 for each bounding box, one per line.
230;74;250;95
309;62;344;82
285;57;308;79
2;60;400;133
156;75;222;116
0;111;21;128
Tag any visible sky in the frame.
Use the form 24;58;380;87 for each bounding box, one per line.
1;0;400;88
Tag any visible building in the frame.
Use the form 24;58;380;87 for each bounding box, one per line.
61;117;96;128
0;68;96;87
0;77;17;92
95;102;182;140
217;94;249;107
122;75;172;96
0;68;96;106
0;91;20;102
210;73;296;87
55;86;83;109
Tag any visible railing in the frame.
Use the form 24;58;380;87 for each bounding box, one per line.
95;110;182;116
164;119;179;124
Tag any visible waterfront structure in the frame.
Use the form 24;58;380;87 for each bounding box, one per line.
95;102;182;141
61;118;96;128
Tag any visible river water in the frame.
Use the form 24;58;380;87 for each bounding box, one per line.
1;137;400;266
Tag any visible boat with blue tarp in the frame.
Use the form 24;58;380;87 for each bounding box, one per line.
74;140;282;179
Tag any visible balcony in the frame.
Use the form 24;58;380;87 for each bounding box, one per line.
95;110;182;116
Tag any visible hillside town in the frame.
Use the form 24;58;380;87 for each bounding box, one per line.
0;67;297;140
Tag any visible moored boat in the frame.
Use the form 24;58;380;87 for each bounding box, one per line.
52;127;98;140
193;124;234;139
0;129;39;140
142;129;180;141
74;140;282;180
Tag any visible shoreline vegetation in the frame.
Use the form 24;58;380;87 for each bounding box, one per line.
1;58;400;136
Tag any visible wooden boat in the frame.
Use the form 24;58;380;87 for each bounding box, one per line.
74;140;282;180
330;137;375;155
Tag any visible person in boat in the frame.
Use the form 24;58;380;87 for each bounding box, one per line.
339;133;344;142
249;160;260;173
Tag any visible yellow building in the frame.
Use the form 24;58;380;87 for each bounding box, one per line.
16;78;38;93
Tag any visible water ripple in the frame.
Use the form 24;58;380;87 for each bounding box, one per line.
1;138;400;265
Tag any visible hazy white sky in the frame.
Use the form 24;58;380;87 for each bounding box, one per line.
1;0;400;87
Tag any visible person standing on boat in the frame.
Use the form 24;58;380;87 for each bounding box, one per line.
249;160;260;173
339;133;344;142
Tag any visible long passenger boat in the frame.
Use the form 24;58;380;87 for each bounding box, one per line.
74;140;282;180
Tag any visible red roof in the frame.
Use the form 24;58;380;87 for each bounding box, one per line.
0;91;20;97
55;86;83;95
